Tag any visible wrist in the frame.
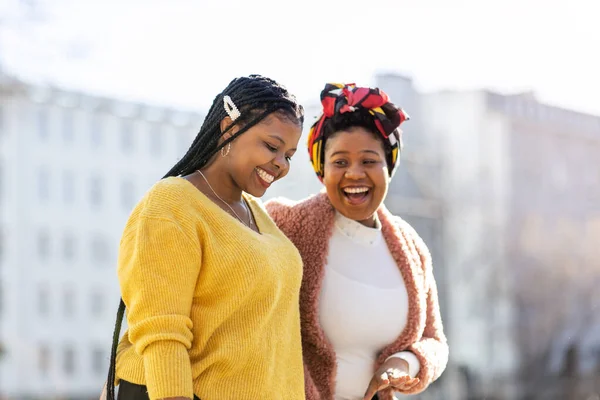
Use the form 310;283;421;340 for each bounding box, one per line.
386;356;410;373
385;351;421;379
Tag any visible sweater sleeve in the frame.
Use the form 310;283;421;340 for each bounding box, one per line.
400;230;449;395
118;215;201;400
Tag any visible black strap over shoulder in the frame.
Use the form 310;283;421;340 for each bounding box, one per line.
106;298;126;400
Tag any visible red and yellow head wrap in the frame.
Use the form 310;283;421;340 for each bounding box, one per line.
307;83;410;182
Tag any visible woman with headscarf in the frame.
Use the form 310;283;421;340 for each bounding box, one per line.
266;83;448;400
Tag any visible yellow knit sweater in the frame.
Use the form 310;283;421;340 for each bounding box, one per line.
115;177;305;400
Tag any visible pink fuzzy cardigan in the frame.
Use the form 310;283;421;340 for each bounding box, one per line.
265;193;448;400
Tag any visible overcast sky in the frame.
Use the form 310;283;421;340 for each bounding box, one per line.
1;0;597;114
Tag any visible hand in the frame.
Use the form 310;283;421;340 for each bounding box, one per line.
362;357;420;400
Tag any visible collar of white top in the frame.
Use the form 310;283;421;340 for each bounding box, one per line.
333;211;382;246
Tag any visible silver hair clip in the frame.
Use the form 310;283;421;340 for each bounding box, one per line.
223;95;241;121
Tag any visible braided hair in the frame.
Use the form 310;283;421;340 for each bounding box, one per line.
105;75;304;400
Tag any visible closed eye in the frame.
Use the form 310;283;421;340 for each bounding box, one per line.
265;142;278;152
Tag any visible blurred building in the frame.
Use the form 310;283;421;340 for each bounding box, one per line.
418;88;519;399
0;72;203;399
489;90;600;399
412;84;600;399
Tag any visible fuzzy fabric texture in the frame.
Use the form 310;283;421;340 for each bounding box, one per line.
266;192;448;400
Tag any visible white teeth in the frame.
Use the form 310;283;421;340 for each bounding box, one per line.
343;187;369;194
256;168;275;183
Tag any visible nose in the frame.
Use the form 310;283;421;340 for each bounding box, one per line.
345;163;366;179
272;153;288;173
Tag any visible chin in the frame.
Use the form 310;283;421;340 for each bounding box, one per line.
243;187;266;198
248;181;270;197
338;206;376;222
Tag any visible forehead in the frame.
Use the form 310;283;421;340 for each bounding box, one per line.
324;127;385;153
248;113;301;136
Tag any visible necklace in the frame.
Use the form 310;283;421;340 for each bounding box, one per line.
197;170;253;228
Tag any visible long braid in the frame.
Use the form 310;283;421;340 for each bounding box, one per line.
105;75;303;400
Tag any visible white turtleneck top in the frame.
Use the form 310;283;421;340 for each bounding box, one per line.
318;212;420;400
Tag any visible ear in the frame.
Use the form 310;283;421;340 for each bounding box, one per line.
219;116;238;142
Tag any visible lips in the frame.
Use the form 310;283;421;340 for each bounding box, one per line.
256;167;275;188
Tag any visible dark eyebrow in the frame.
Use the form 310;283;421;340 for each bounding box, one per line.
268;134;296;151
330;149;381;157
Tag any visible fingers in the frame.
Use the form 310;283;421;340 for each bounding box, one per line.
363;368;421;399
389;375;420;392
362;374;390;400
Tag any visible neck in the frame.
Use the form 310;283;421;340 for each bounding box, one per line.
357;213;378;228
198;164;243;204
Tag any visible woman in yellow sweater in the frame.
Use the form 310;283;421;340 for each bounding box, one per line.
103;75;306;400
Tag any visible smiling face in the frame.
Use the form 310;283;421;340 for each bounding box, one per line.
322;127;390;227
225;112;302;198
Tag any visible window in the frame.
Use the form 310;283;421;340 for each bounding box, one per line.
38;168;50;202
63;345;75;375
63;109;74;143
121;179;135;211
37;108;48;140
0;228;4;263
37;230;50;260
91;235;109;264
38;286;50;316
63;287;74;318
90;175;103;207
63;171;75;204
0;106;4;137
90;113;102;148
121;119;134;153
90;290;104;317
149;125;163;156
63;234;75;261
38;345;50;376
92;347;106;376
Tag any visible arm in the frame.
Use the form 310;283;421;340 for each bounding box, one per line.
399;232;449;394
119;215;201;400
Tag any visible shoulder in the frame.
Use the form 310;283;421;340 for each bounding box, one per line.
391;214;432;268
265;192;330;225
134;177;205;224
264;196;299;219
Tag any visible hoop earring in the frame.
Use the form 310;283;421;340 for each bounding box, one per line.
221;142;231;157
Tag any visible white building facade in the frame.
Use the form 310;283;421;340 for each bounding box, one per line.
0;73;204;399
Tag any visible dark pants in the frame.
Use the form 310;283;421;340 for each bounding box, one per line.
118;380;378;400
118;380;201;400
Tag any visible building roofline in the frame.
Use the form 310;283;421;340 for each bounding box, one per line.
0;71;205;127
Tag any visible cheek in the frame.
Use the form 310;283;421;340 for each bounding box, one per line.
323;166;343;189
372;172;389;195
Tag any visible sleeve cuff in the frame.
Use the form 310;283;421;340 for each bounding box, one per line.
386;351;421;379
143;341;194;400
